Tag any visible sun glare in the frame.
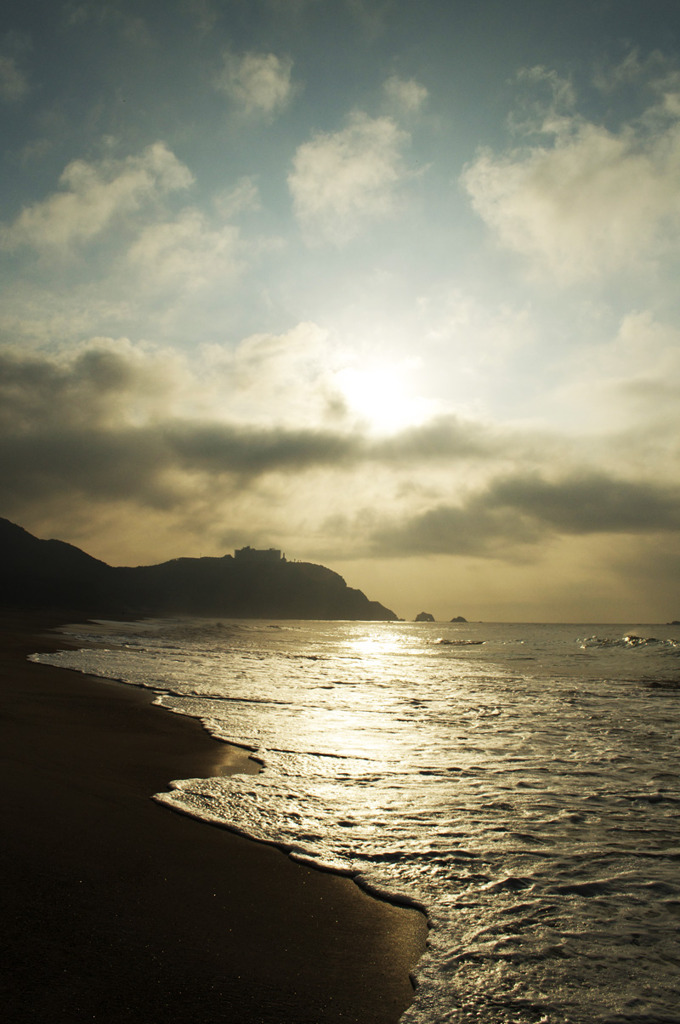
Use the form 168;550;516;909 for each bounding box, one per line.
335;363;432;434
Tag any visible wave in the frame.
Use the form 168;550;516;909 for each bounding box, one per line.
579;634;680;650
434;638;486;646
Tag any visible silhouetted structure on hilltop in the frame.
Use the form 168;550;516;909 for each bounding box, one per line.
234;546;284;564
0;518;396;621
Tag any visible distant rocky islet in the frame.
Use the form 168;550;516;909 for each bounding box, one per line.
414;612;467;623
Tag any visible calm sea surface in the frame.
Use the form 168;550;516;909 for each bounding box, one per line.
32;619;680;1024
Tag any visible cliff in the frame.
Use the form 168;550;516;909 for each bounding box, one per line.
0;518;397;621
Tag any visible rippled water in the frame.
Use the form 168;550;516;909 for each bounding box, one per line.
32;619;680;1023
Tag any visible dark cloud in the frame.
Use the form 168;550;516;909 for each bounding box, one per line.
0;428;174;509
371;473;680;558
0;410;492;517
164;422;359;475
166;413;497;475
0;348;345;521
0;417;364;512
0;346;501;520
369;502;539;558
486;473;680;533
3;346;679;574
0;347;145;431
371;416;495;461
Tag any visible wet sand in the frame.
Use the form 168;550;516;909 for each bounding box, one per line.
0;611;427;1024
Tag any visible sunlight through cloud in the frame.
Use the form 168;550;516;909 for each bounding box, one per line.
334;362;436;435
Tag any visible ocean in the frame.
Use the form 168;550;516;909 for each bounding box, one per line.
31;618;680;1024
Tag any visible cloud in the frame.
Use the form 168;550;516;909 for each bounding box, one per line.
371;415;495;461
369;502;537;558
0;340;348;513
509;65;577;134
0;55;28;102
63;2;153;45
0;337;498;521
0;340;181;432
213;176;261;218
602;313;680;420
127;209;242;292
487;473;680;533
215;51;297;117
592;48;680;99
346;0;394;34
2;338;678;574
546;310;680;436
288;111;411;243
201;324;496;440
0;342;182;511
607;313;680;419
201;322;347;427
0;143;193;252
461;64;680;283
370;472;680;558
178;0;218;35
383;74;428;114
165;422;356;477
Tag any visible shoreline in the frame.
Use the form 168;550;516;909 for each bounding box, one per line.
1;609;428;1024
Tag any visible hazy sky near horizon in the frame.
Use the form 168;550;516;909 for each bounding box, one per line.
2;0;680;621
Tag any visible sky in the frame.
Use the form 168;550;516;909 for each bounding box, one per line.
2;0;680;622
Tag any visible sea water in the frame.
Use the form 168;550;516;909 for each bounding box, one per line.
31;619;680;1023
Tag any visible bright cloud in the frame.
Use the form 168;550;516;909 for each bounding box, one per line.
288;111;411;243
201;322;345;427
1;335;676;558
383;74;428;114
0;333;496;515
215;51;296;117
552;310;680;435
601;311;680;384
462;80;680;283
127;209;242;292
2;327;679;621
1;143;194;251
2;4;680;620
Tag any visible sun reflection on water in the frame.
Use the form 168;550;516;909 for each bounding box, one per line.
345;630;409;660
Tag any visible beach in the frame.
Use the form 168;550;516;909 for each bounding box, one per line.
0;612;427;1024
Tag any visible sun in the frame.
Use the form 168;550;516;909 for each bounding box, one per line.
335;361;434;434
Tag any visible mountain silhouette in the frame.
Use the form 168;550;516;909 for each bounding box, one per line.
0;518;396;620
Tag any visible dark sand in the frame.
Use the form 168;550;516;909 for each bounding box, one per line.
0;611;428;1024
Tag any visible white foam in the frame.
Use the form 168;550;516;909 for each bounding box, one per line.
32;618;680;1023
